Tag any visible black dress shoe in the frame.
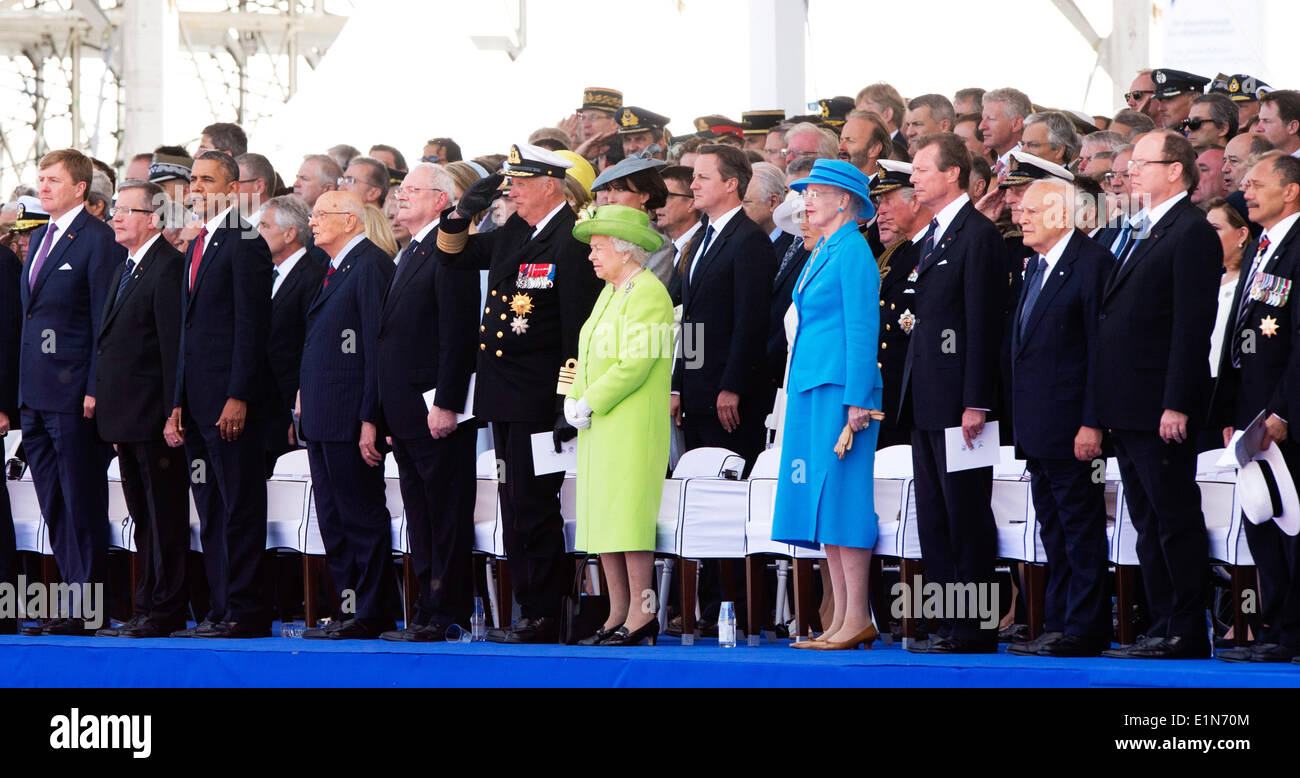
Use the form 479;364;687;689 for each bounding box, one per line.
924;637;998;654
22;619;65;636
302;619;350;639
44;618;96;637
577;624;622;646
1215;635;1252;650
598;619;660;646
119;620;185;639
380;623;446;642
1126;635;1209;659
998;623;1030;643
1007;631;1063;656
171;620;221;638
195;620;271;639
327;618;394;640
96;614;149;637
503;617;559;644
1219;642;1299;663
1038;634;1105;658
1101;635;1164;658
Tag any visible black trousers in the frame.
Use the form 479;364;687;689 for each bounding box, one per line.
20;408;109;590
392;424;476;628
263;408;294;479
306;440;395;622
1110;429;1208;642
1241;439;1300;647
911;427;997;643
682;414;766;478
184;413;268;624
1027;456;1110;640
491;420;567;620
117;439;191;626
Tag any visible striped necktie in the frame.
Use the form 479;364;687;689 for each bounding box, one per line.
1231;235;1271;369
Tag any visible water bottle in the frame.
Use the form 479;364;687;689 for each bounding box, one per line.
718;601;737;648
471;597;487;642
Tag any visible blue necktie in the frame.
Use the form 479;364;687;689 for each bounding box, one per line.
1110;221;1133;260
1019;255;1048;338
116;257;135;300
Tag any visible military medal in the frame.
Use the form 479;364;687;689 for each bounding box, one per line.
510;316;530;335
1261;315;1280;338
516;263;556;289
510;293;533;316
898;309;916;334
907;268;918;283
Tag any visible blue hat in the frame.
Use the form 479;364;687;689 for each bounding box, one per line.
790;159;876;220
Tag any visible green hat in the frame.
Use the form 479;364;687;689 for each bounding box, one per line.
572;204;664;252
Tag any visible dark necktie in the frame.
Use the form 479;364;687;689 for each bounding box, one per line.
323;264;336;289
776;237;802;283
1110;221;1134;260
1231;235;1272;368
1019;255;1048;338
689;224;716;285
391;239;420;290
116;257;135;301
917;218;939;271
1115;217;1146;268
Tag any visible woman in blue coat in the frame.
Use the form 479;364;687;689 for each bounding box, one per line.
771;159;884;650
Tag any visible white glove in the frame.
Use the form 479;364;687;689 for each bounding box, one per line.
566;397;593;430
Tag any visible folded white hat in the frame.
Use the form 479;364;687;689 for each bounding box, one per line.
1237;442;1300;536
773;192;805;238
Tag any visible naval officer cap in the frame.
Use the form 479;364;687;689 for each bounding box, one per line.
617;106;671;135
1150;68;1211;100
501;143;574;180
1210;73;1272;103
870;159;914;198
998;150;1075;189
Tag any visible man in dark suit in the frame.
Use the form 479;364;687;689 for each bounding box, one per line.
166;151;274;639
767;225;808;388
871;160;932;449
672;144;777;468
656;165;703;307
94;181;189;638
296;191;396;640
901;133;1006;653
256;195;325;476
1212;153;1300;662
435;144;603;643
377;164;480;642
1095;130;1221;659
0;242;20;635
19;149;121;636
1007;180;1115;658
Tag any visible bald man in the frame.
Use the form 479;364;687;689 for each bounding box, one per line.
298;191;397;639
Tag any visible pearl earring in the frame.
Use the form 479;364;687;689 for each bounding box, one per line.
1238;241;1246;248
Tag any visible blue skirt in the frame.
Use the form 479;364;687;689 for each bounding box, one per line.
771;382;879;550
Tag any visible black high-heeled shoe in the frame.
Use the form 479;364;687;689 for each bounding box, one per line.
599;619;660;646
577;624;622;646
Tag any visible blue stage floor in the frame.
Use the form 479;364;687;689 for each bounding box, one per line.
3;628;1297;687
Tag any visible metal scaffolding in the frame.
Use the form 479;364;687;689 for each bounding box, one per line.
0;0;349;195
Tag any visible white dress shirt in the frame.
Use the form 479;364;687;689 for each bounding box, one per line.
272;247;306;298
530;202;567;240
689;204;742;282
330;233;367;270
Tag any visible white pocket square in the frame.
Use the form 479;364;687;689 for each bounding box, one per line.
57;263;72;270
937;260;948;266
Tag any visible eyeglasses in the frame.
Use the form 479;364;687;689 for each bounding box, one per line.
396;185;444;196
110;207;154;218
1124;90;1153;103
309;210;351;221
1102;171;1131;185
665;192;694;199
419;156;440;164
1127;158;1177;172
336;176;373;187
782;149;816;160
1179;118;1215;132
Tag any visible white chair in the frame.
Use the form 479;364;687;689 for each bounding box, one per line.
560;475;578;554
655;447;744;641
743;448;791;643
263;450;320;621
1198;447;1255;647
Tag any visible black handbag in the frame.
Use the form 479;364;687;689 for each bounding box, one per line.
560;555;609;645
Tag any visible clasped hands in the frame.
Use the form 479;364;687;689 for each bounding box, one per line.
564;398;593;430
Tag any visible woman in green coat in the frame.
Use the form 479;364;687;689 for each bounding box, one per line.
565;205;674;647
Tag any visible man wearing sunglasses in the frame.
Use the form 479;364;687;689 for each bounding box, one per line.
1125;70;1160;125
1149;68;1212;131
1182;94;1237;150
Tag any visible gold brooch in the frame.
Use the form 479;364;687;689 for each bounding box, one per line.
510;293;534;316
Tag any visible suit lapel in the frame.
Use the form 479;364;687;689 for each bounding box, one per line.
1016;233;1080;355
186;224;228;311
1104;198;1187;298
309;242;364;314
30;210;87;299
1240;228;1300;322
101;238;162;333
687;212;740;304
384;238;430;315
914;202;970;281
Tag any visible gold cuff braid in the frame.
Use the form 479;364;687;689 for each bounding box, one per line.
436;228;469;254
